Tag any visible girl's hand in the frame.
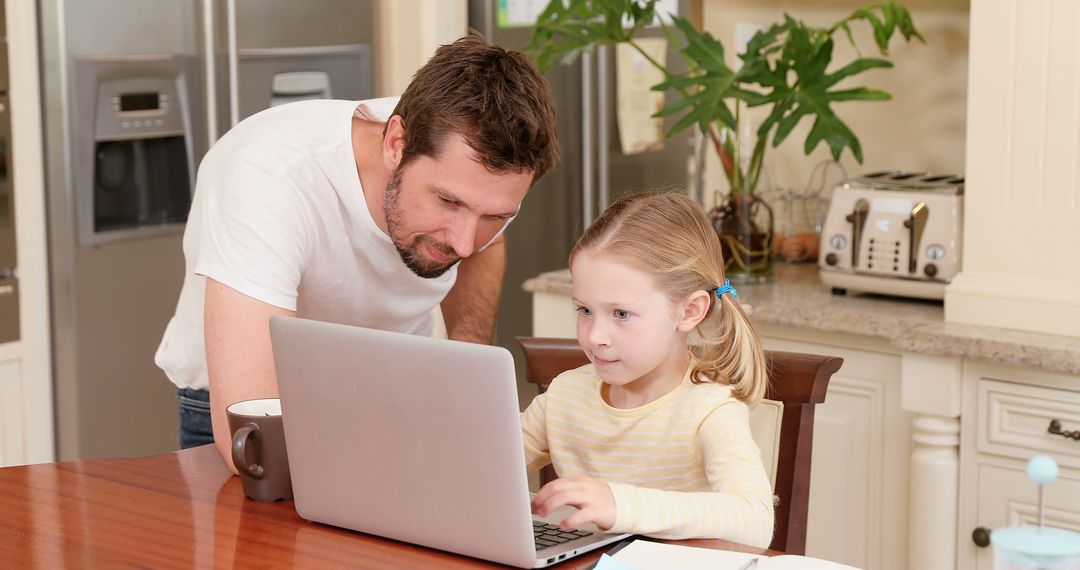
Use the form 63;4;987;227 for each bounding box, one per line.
531;476;616;531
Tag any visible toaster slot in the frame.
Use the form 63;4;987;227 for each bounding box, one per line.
903;202;929;274
888;171;927;180
845;199;870;268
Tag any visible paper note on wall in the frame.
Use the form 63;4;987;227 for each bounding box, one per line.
498;0;679;28
497;0;550;28
616;38;667;155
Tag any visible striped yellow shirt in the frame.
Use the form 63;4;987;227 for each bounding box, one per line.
521;364;774;547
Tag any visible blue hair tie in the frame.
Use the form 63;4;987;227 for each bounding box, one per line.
715;279;738;299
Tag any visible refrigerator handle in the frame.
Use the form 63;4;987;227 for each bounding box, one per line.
597;45;610;214
201;0;219;145
226;0;240;128
581;51;594;232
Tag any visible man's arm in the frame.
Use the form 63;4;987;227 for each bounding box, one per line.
204;277;294;473
440;236;506;344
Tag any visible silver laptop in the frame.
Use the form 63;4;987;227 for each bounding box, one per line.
269;316;631;568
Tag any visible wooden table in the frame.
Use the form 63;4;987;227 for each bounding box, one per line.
0;445;777;568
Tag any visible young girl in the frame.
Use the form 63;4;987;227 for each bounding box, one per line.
521;191;774;548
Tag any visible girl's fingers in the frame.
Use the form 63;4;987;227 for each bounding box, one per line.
533;479;581;514
559;508;593;530
533;478;607;529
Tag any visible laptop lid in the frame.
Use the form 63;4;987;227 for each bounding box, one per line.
270;316;545;567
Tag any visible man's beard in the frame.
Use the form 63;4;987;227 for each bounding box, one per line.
384;168;461;279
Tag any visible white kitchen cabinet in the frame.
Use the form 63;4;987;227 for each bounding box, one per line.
760;327;911;570
959;363;1080;569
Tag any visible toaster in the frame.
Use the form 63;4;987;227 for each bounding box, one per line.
818;170;964;300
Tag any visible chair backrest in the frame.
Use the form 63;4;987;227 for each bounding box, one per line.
516;337;842;555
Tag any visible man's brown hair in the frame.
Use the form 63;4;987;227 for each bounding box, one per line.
391;31;560;183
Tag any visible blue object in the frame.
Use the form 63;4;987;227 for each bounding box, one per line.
992;455;1080;567
992;526;1080;567
1028;455;1060;485
593;552;641;570
715;279;738;299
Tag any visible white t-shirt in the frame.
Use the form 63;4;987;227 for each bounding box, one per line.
155;98;457;390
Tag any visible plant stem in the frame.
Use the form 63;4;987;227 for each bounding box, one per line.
731;104;743;194
746;131;768;194
710;123;733;179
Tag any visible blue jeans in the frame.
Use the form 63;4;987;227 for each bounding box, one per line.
177;388;214;449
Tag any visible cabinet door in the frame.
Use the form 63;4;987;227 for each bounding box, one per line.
762;335;909;570
972;463;1080;569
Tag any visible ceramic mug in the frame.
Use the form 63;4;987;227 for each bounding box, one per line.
226;398;293;502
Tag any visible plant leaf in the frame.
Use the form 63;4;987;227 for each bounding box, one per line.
523;0;924;175
820;57;893;89
827;87;891;101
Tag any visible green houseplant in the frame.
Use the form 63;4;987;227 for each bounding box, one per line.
527;0;923;281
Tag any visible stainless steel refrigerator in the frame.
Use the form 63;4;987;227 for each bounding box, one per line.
468;1;695;403
39;0;375;460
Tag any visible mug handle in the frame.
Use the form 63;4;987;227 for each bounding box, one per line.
231;422;265;479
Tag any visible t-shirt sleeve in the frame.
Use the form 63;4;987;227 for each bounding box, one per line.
194;156;314;311
521;391;551;472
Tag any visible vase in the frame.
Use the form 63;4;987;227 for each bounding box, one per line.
773;187;828;264
707;193;774;283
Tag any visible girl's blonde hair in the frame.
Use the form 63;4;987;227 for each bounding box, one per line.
569;191;769;406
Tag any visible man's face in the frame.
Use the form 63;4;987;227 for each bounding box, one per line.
383;133;531;279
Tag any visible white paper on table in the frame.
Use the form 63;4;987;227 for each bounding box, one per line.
615;38;667;155
611;540;863;570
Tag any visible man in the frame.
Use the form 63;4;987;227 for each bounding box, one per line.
155;33;560;472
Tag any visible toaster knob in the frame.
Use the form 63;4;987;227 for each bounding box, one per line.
924;263;938;278
825;253;839;266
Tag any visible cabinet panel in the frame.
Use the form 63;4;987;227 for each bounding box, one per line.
978;378;1080;468
0;357;25;466
973;463;1080;569
761;336;909;570
805;378;879;567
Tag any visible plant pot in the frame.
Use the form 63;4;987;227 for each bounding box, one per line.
708;193;774;283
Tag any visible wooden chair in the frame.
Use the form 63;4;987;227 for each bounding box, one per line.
516;337;843;555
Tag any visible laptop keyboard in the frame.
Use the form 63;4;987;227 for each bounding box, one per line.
533;520;593;550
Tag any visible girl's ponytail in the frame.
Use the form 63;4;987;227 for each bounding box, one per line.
691;292;768;407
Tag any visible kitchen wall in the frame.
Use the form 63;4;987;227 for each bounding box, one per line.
698;0;970;208
373;0;468;97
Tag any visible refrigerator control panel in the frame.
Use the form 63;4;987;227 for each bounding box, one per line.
95;75;185;141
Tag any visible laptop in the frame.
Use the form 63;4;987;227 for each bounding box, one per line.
269;316;631;568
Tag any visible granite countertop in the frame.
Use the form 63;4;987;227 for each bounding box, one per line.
523;263;1080;376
